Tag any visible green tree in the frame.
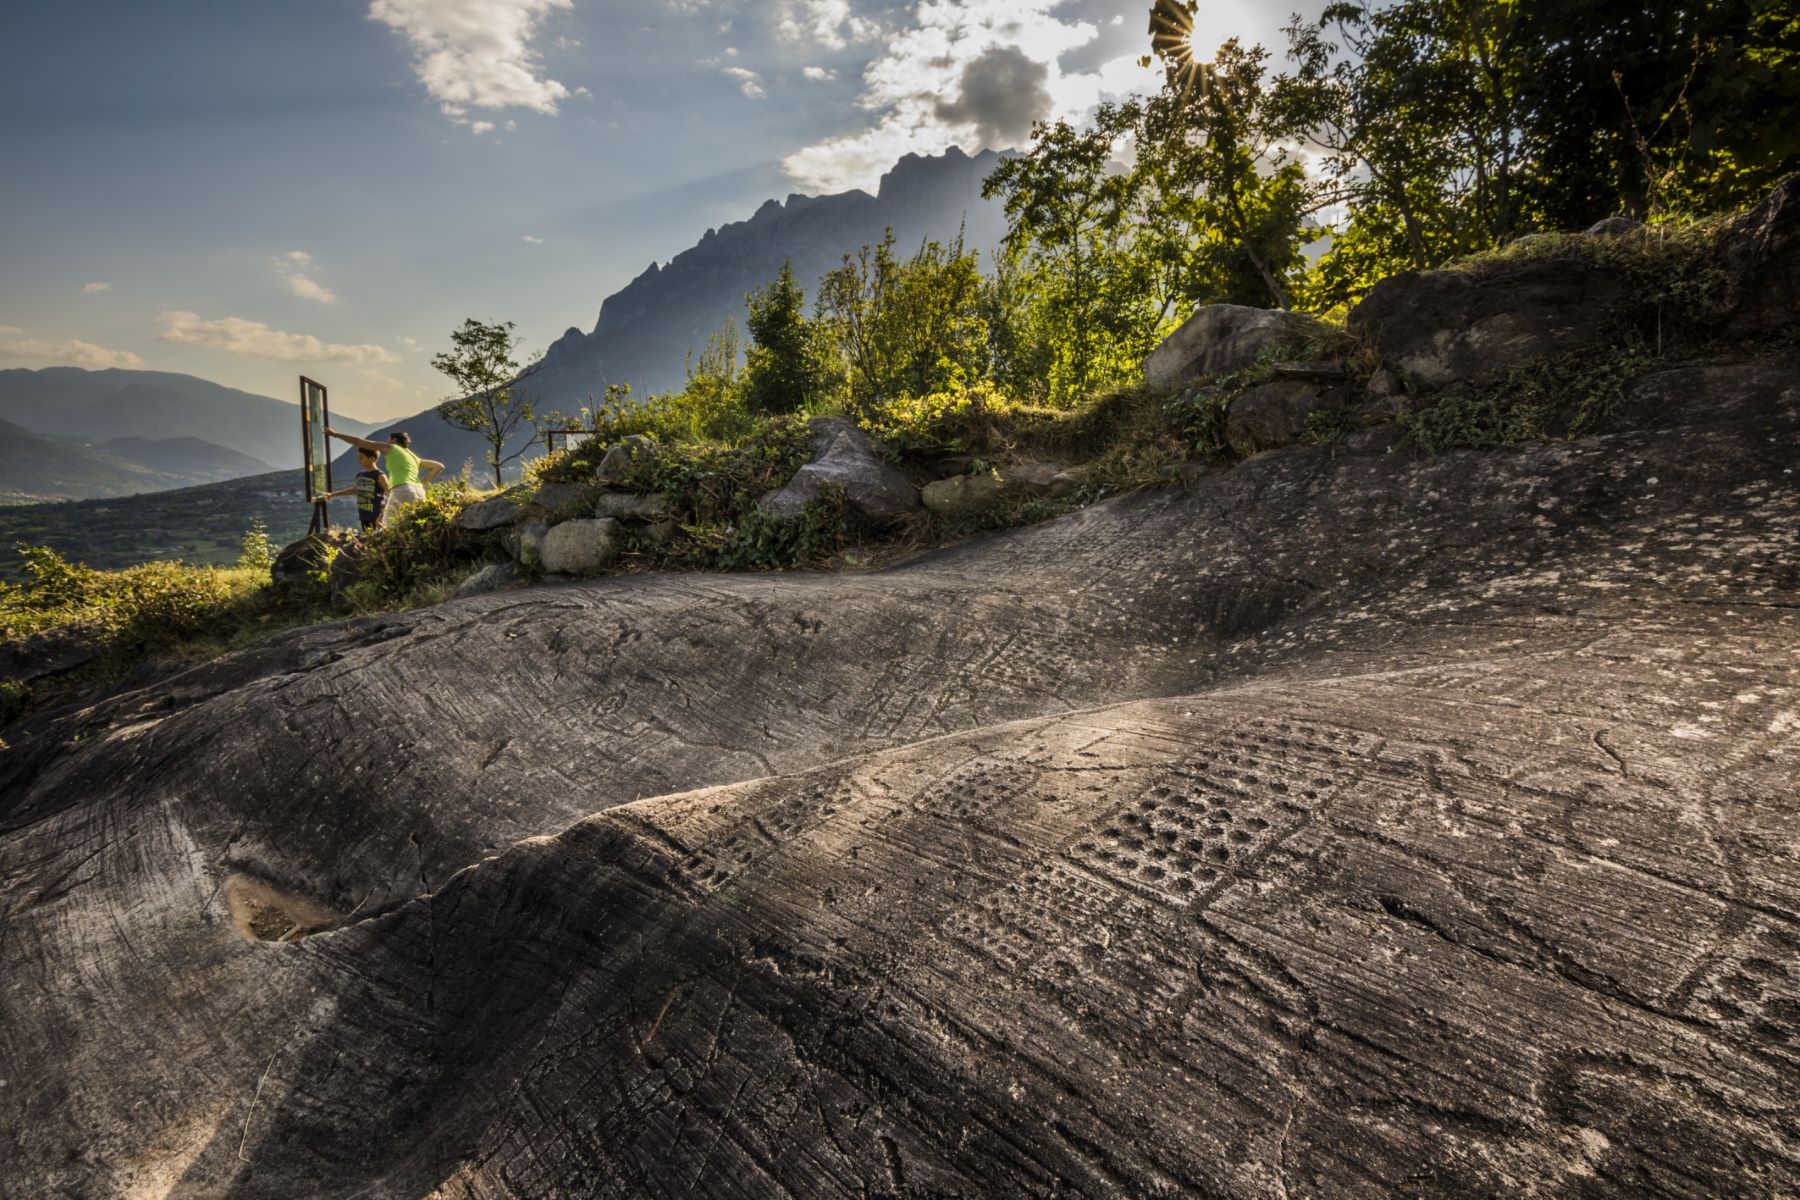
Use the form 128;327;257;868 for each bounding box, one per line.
743;261;830;414
432;318;538;489
1518;0;1800;224
1138;39;1320;309
816;230;988;410
983;106;1168;406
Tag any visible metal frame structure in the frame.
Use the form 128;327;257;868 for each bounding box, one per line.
542;428;595;456
299;376;333;535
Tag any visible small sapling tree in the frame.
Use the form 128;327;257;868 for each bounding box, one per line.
433;319;540;489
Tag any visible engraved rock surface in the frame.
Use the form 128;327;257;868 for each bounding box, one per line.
2;354;1797;1198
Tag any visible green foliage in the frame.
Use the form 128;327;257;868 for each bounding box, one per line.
612;416;812;528
712;483;851;570
433;318;538;487
236;518;275;572
857;381;1014;458
1399;350;1653;454
0;543;271;651
1518;0;1800;226
744;262;837;415
1132;0;1800;314
342;487;478;609
816;230;989;410
983;106;1178;406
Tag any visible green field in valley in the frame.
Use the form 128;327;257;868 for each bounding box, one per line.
0;470;360;575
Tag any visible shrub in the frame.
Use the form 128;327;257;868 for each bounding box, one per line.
1399;349;1652;455
237;518;276;572
347;488;479;606
0;544;270;650
711;482;852;570
859;381;1013;457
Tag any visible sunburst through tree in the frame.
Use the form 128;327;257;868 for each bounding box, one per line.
1146;0;1212;100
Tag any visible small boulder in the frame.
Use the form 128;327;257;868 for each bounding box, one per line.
995;461;1064;491
1349;257;1631;391
0;627;99;688
511;520;552;568
453;562;519;599
270;530;356;591
1225;382;1341;457
455;493;522;531
594;435;658;485
1144;305;1334;388
529;483;589;515
761;429;918;522
922;472;1003;518
1365;367;1401;399
643;519;680;545
539;518;621;576
1585;216;1644;238
1047;471;1082;499
596;492;672;521
802;417;865;458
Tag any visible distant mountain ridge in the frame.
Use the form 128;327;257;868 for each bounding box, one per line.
0;417;274;502
0;368;382;472
530;147;1010;407
346;148;1013;482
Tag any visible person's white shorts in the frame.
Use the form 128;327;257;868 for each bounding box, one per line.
384;482;428;518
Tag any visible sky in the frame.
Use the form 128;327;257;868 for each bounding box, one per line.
0;0;1313;422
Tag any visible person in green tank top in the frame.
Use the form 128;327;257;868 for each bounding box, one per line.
326;427;444;519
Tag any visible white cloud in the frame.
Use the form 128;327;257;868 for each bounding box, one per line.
159;311;400;365
522;234;544;244
802;65;837;81
369;0;574;131
778;0;878;50
0;326;24;336
0;335;145;369
81;281;113;295
781;0;1153;193
273;250;338;304
396;335;425;351
724;66;767;99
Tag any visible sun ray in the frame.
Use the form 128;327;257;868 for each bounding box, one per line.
1148;0;1212;101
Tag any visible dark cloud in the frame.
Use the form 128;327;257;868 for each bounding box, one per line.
933;46;1053;148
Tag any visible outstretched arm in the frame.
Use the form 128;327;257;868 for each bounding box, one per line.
326;427;387;453
419;458;445;484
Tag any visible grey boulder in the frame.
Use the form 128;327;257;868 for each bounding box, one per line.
1349;257;1631;390
922;471;1004;517
453;562;519;599
1226;382;1343;457
1144;304;1334;388
510;520;552;568
596;492;672;521
1719;172;1800;337
594;435;658;485
529;483;589;515
455;493;522;531
539;518;621;576
761;425;918;522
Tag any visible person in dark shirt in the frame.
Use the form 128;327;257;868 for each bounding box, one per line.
317;446;390;530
